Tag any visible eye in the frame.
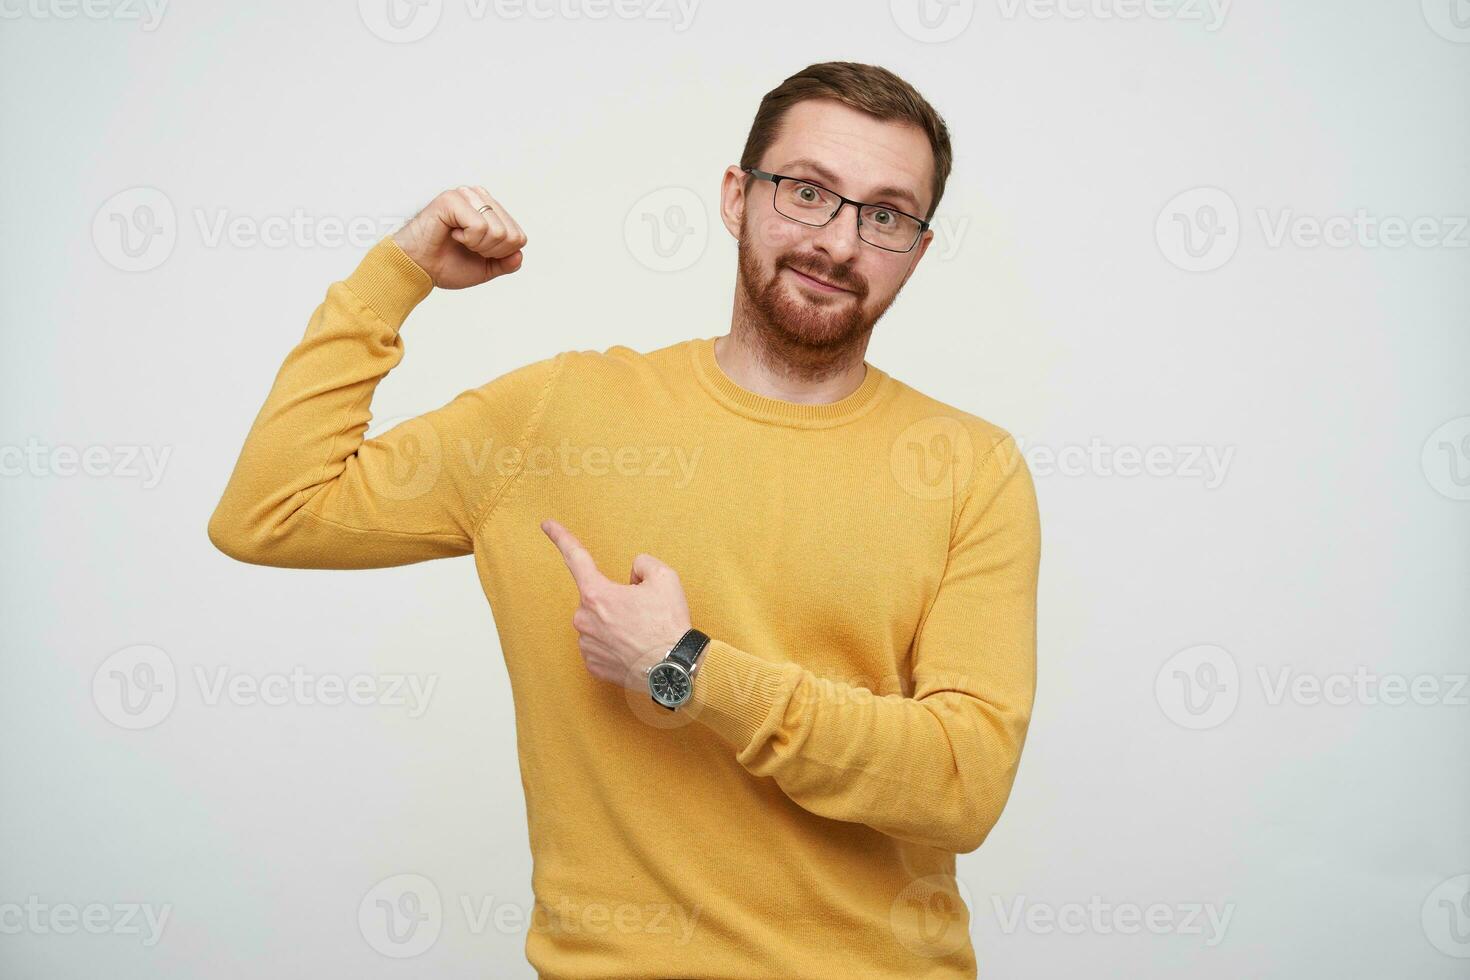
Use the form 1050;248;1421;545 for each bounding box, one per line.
871;209;896;226
794;183;822;203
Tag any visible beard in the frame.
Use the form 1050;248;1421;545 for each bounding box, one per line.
734;217;899;375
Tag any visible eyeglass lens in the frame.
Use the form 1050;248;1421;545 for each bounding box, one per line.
774;178;920;251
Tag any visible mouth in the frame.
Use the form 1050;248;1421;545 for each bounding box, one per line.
785;265;851;294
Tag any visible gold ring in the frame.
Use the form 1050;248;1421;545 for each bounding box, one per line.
477;204;494;214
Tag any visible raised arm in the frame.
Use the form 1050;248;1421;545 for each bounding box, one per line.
687;432;1041;854
207;186;562;569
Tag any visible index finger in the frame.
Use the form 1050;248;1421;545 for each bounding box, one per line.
540;518;605;593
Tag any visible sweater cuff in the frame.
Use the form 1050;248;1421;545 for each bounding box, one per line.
343;235;435;330
687;638;794;749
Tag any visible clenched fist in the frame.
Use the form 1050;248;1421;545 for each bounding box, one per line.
392;185;528;289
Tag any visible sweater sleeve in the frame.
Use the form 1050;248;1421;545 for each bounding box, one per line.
207;235;565;569
686;432;1040;854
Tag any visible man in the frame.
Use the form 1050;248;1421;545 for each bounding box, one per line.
209;60;1040;979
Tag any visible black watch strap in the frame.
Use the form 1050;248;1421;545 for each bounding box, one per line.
665;628;711;671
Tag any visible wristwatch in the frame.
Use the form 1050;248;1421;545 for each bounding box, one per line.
645;627;711;711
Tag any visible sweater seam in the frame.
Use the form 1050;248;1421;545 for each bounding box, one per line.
699;390;892;430
963;432;1021;530
907;433;1014;661
298;503;473;549
700;384;892;429
311;277;402;512
312;383;376;516
689;337;894;430
468;350;569;541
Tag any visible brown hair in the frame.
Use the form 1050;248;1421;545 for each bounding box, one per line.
739;61;953;223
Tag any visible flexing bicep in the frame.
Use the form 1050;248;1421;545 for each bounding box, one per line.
207;235;565;569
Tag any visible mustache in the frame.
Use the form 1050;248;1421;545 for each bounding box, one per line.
782;256;864;293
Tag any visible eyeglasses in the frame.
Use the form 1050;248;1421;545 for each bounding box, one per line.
741;166;929;253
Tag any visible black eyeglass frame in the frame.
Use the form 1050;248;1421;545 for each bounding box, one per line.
740;166;931;253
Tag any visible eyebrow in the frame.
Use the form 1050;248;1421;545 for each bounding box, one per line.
777;157;925;215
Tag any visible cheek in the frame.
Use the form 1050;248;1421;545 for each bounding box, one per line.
863;262;908;299
748;211;807;256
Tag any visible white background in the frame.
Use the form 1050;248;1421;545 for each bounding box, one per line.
1;1;1467;977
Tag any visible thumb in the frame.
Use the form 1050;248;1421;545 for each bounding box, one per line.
630;553;667;585
486;248;524;280
444;231;522;282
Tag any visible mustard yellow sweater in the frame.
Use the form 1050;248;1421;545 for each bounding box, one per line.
208;236;1041;978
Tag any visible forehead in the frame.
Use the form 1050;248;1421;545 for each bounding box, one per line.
761;98;933;215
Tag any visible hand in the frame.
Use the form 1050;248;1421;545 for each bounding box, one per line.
392;185;527;290
540;518;691;693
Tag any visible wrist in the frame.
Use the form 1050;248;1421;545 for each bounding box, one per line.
645;627;710;711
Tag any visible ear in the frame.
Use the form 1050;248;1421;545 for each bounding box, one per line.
718;164;751;242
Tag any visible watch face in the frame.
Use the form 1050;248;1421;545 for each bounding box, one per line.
648;662;691;707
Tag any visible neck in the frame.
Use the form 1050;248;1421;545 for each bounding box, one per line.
716;323;872;406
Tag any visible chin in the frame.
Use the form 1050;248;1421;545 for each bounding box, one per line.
776;310;866;348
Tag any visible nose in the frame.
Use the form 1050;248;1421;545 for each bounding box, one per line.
810;200;862;266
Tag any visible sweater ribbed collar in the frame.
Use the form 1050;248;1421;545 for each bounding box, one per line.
688;335;890;429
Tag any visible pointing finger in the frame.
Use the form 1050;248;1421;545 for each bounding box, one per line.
540;518;606;594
